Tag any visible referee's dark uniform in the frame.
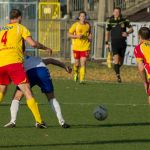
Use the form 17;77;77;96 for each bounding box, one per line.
106;15;133;82
106;16;132;57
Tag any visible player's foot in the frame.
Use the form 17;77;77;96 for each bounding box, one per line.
35;121;47;129
117;75;122;83
4;122;16;128
80;80;85;84
74;73;78;82
61;123;70;128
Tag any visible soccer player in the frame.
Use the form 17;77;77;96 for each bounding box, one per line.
105;7;133;82
68;11;92;83
0;9;52;128
4;56;72;128
134;27;150;103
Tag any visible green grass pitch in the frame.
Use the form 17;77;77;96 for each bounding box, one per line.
0;79;150;150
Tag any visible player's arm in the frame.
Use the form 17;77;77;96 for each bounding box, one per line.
137;61;147;82
22;26;52;54
134;46;148;93
137;61;149;93
25;37;52;55
122;19;134;37
105;19;111;48
42;58;72;73
126;19;134;34
68;23;83;39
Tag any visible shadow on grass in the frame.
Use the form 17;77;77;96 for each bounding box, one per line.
1;139;150;148
1;122;150;129
71;122;150;128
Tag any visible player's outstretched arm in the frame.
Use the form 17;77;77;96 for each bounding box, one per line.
25;37;52;55
42;58;72;73
137;61;149;93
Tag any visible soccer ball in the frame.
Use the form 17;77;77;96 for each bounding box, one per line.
93;106;108;121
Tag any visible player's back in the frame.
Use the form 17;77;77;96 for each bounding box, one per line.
24;56;46;71
0;23;30;67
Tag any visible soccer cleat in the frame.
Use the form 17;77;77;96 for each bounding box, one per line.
74;73;78;82
117;75;122;83
4;122;16;128
35;121;47;129
61;123;70;128
79;80;85;84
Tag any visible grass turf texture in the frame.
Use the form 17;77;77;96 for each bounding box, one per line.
0;79;150;150
49;61;141;83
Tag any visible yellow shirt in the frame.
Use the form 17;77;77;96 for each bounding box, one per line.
69;22;91;51
0;23;31;67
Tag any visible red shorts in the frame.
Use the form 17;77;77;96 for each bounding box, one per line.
0;63;28;85
73;50;90;59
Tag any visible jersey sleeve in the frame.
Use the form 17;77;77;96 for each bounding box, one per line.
106;18;112;31
134;45;143;63
69;23;77;34
22;26;31;40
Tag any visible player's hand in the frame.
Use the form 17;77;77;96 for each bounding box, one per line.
105;44;110;49
144;82;149;94
46;48;52;55
122;32;128;37
76;34;83;39
148;97;150;105
88;34;92;42
65;66;72;73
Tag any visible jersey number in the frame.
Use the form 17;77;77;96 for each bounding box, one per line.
1;31;8;45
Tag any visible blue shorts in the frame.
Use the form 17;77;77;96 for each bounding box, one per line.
18;67;54;93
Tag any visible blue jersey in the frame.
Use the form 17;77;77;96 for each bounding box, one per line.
24;56;54;93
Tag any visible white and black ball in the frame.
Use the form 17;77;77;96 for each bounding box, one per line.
93;106;108;121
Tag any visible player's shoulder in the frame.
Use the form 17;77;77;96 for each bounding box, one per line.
107;16;114;22
134;43;142;52
85;21;91;26
15;23;29;32
121;16;130;22
72;22;79;26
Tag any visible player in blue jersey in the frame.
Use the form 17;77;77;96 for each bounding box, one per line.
4;56;72;128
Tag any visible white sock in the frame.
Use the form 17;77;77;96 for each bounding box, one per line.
49;98;65;125
10;99;20;123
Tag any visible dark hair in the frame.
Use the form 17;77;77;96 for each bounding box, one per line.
79;11;87;17
138;27;150;40
114;7;121;13
9;9;22;19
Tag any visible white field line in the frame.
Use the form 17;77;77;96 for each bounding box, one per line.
61;102;148;106
1;102;147;107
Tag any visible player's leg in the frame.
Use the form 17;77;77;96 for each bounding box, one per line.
45;92;70;128
73;51;80;82
9;63;45;128
36;67;70;128
0;85;7;102
0;66;10;102
112;48;122;83
18;83;46;127
4;89;23;128
79;51;89;83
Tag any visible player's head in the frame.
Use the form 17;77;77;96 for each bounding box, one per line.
9;9;22;23
113;7;121;18
79;11;87;22
138;27;150;41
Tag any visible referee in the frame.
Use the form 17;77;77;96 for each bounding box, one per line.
105;7;133;82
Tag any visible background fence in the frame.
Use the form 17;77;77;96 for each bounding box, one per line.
0;1;38;55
